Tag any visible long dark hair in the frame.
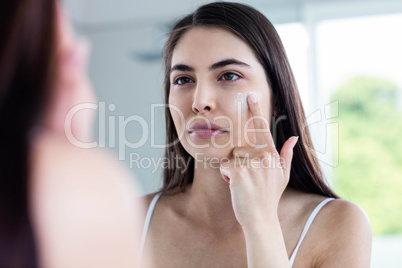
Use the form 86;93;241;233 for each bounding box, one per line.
161;2;337;198
0;0;57;266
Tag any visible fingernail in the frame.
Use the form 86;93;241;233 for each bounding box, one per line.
291;136;299;147
249;93;258;103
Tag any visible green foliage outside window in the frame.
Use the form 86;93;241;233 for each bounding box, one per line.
331;75;402;235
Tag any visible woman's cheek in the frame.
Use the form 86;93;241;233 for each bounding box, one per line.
169;98;188;138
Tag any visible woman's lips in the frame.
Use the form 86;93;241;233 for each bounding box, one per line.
188;122;228;138
189;129;227;138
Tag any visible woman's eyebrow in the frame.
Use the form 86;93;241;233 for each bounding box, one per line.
170;58;250;74
170;64;194;74
209;58;250;70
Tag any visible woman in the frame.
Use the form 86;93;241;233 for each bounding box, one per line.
141;2;371;267
0;1;143;267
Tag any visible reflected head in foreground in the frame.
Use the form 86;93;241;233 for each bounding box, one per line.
0;1;144;267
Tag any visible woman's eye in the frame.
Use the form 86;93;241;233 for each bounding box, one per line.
221;72;240;81
174;77;193;85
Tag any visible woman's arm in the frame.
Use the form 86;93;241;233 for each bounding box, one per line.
220;93;297;267
243;219;290;267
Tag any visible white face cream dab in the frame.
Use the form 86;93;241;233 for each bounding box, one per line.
235;92;249;112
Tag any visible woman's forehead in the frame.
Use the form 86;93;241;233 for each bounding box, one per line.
171;27;260;69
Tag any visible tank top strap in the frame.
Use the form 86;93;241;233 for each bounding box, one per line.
139;192;162;259
289;197;335;267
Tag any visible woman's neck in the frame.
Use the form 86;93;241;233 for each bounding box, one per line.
183;162;241;235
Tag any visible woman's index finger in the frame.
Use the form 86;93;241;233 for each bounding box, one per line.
247;93;275;149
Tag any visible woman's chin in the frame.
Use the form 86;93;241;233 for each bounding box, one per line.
187;146;234;166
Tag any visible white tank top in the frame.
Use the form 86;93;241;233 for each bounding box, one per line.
140;193;334;267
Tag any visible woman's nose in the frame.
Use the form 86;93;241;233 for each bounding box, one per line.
191;85;216;114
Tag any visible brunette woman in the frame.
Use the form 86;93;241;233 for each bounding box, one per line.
140;2;371;267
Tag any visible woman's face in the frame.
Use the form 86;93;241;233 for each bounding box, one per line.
43;4;96;142
169;27;273;161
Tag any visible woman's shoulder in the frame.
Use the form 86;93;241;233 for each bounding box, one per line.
298;192;372;267
322;198;369;221
286;188;370;224
317;198;372;243
31;133;143;267
140;192;160;208
139;189;188;226
140;188;184;209
318;198;371;266
289;189;371;242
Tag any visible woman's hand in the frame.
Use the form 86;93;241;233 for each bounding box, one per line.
219;93;298;229
219;93;297;267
